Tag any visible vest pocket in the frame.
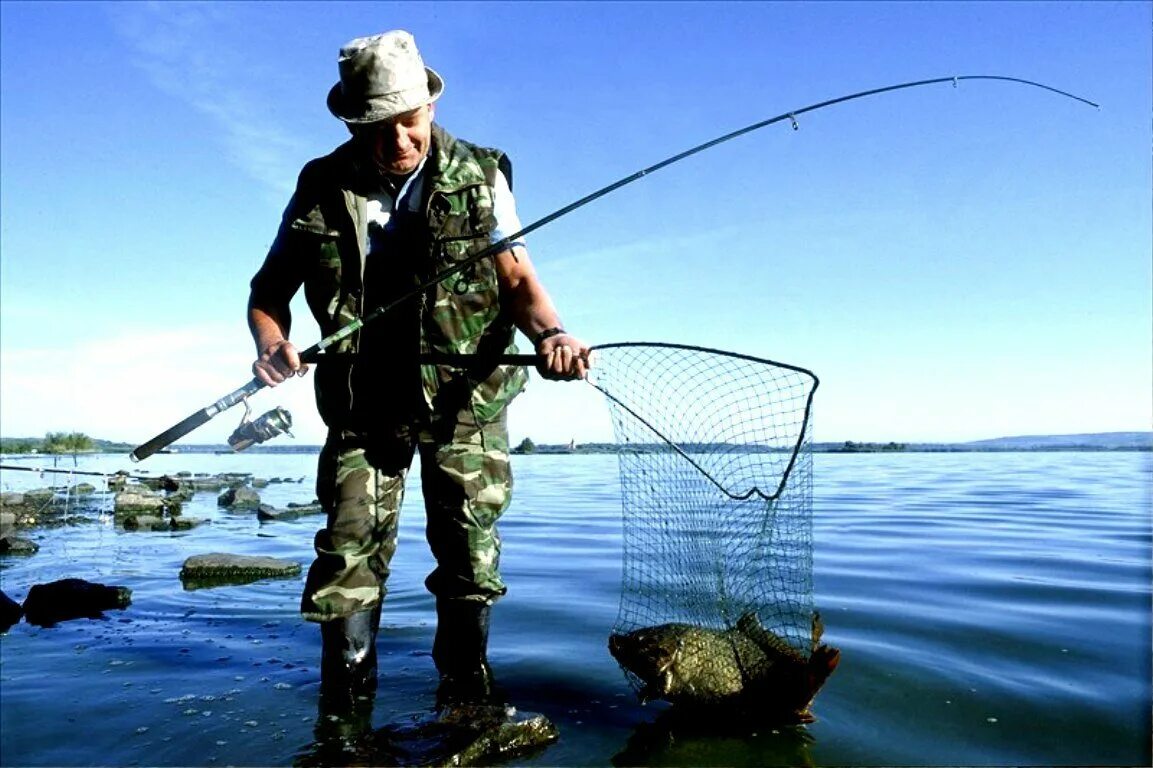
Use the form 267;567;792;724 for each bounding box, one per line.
430;236;501;348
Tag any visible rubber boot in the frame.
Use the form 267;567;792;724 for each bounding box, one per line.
319;603;381;704
309;604;381;762
432;599;497;707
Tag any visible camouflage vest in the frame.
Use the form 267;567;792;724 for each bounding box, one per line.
277;124;527;431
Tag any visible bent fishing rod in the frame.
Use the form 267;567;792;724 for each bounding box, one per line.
130;74;1097;462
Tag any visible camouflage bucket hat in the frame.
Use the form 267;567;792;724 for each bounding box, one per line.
327;30;444;124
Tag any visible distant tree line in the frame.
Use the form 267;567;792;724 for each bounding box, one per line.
829;441;908;453
0;432;95;455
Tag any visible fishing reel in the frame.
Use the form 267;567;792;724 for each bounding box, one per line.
227;400;293;452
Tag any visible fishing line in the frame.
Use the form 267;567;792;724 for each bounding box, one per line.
130;74;1097;460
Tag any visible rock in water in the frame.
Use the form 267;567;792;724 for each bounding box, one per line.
0;588;23;632
372;705;558;766
608;612;840;721
22;578;132;626
298;704;559;768
179;553;301;589
217;486;261;510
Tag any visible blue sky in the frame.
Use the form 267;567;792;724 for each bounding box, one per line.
1;1;1149;448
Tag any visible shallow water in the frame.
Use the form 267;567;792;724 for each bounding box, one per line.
1;451;1149;766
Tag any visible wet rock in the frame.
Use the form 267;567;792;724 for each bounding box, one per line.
180;553;301;589
114;488;165;515
369;705;559;766
0;588;23;631
23;488;56;506
0;535;40;555
22;578;132;626
1;493;35;521
169;516;206;531
188;475;226;492
0;511;15;533
140;475;182;493
257;501;323;522
122;514;167;531
251;477;270;489
67;482;97;496
220;472;254;488
218;486;261;510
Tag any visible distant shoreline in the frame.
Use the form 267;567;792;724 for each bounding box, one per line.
1;437;1149;458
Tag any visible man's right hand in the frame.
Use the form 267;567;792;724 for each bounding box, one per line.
252;339;308;386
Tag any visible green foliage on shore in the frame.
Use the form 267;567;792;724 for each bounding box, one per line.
1;432;100;455
512;437;537;454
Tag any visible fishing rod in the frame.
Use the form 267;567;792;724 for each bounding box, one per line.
0;464;152;482
130;74;1097;462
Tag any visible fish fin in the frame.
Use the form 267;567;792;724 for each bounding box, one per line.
805;644;841;701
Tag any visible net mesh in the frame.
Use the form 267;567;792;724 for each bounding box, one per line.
589;343;818;694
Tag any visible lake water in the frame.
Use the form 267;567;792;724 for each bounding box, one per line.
1;451;1149;766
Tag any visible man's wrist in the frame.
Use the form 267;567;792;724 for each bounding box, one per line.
533;327;566;347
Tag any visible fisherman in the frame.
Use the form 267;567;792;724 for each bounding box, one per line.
247;30;590;705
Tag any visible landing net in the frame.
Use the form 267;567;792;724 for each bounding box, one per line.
588;343;819;658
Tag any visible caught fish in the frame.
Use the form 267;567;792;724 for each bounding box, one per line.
608;612;839;721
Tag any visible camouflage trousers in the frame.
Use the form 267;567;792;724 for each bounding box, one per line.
301;410;513;622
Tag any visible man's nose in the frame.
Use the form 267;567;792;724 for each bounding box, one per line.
387;123;411;151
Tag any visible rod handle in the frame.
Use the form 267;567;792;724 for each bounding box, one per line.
130;378;264;462
129;410;213;462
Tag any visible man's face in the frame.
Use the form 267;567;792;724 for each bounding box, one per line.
353;103;434;177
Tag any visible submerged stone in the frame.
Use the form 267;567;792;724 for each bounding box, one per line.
169;516;206;531
180;553;301;590
0;535;40;555
121;514;167;532
374;705;559;766
257;502;323;522
300;704;558;767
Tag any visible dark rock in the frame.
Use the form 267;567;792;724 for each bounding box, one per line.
369;705;559;766
140;475;182;493
121;514;166;531
22;578;132;626
169;516;206;531
0;588;23;632
180;553;301;589
67;482;97;496
23;488;56;506
257;502;323;522
218;486;261;510
1;493;37;525
0;535;40;555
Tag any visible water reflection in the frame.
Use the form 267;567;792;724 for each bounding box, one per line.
612;705;816;767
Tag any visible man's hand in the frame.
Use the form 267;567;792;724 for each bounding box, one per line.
536;332;591;381
252;339;308;386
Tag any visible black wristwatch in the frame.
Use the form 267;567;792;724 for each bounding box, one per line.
533;327;566;347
